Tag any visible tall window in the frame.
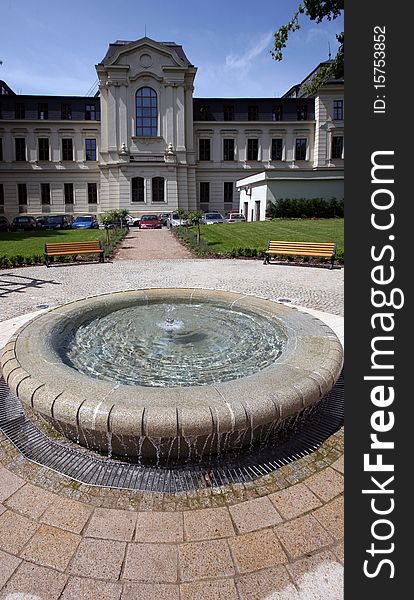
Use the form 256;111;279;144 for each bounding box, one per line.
200;182;210;209
333;100;344;120
272;105;283;121
18;183;27;205
295;138;307;161
223;139;235;161
41;183;50;205
152;177;165;202
61;104;72;120
0;184;4;208
15;138;26;161
199;139;211;161
85;139;97;161
331;136;344;159
62;138;73;161
271;138;283;161
88;183;98;203
0;138;3;161
15;103;25;119
136;87;157;137
38;103;48;120
297;105;307;120
248;105;259;121
224;182;233;205
85;104;96;120
223;105;234;121
247;138;259;161
131;177;145;202
64;183;74;204
38;138;49;161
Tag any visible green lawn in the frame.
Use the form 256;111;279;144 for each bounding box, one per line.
185;219;344;260
0;229;107;259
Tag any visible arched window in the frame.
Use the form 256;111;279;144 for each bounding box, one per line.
131;177;145;202
136;87;157;137
152;177;165;203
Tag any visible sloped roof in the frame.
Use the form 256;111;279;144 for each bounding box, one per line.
282;60;344;98
100;38;193;66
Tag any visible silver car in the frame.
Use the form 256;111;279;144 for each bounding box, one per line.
202;212;226;224
167;212;189;228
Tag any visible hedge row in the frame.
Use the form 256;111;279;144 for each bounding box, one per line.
267;197;344;219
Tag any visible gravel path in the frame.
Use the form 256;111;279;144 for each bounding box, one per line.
116;228;192;260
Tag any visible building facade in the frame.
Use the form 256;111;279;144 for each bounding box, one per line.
0;38;344;220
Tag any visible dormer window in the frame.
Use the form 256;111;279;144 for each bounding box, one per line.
297;105;307;121
136;87;158;137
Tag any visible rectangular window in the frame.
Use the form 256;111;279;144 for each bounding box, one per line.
272;105;283;121
85;104;96;120
15;138;26;161
18;183;27;205
248;105;259;121
152;177;165;203
295;138;307;161
199;138;211;161
38;103;48;120
0;184;4;206
331;136;344;159
62;138;73;161
38;138;49;161
88;183;98;203
61;104;72;120
271;138;283;161
200;182;210;206
297;105;308;120
15;103;25;119
333;100;344;120
64;183;74;204
247;138;259;161
223;105;234;121
85;139;97;161
41;183;51;205
223;138;235;161
131;177;145;202
0;138;3;161
224;182;233;204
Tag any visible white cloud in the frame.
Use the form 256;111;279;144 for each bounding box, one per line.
225;31;273;70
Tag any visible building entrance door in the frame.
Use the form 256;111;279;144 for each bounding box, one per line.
255;200;261;221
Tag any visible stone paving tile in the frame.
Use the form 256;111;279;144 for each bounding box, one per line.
228;529;288;574
269;482;322;520
229;495;283;534
41;495;93;533
5;482;56;518
0;549;21;589
180;578;239;600
0;467;25;502
69;538;127;581
85;507;136;541
236;564;300;600
20;523;81;571
0;562;68;600
122;543;178;583
286;550;343;600
60;576;123;600
332;541;344;564
0;504;5;517
313;495;344;540
179;539;235;582
121;582;180;599
305;467;344;502
0;510;39;554
275;514;334;560
135;511;183;543
331;455;344;474
183;507;235;541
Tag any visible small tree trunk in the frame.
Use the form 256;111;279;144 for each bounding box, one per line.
197;224;201;245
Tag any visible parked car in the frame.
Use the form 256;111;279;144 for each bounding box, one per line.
10;216;39;231
167;212;189;228
158;212;173;226
34;216;48;229
226;212;246;223
139;214;162;229
202;212;226;225
71;215;99;229
126;214;140;227
0;216;10;232
44;214;73;230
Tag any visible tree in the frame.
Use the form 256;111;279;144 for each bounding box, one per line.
187;210;204;245
271;1;344;95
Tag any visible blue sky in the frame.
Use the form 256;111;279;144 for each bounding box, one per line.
0;0;343;98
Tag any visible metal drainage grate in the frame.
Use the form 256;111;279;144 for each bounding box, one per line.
0;374;344;492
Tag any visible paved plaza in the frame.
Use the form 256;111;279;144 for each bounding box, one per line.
0;230;344;599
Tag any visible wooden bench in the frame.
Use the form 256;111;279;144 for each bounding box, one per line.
44;240;104;267
263;240;337;269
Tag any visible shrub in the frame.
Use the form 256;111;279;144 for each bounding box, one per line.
266;197;344;219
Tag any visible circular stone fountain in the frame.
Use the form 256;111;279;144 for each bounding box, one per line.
0;289;343;461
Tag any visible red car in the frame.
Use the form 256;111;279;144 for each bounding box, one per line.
139;214;162;229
